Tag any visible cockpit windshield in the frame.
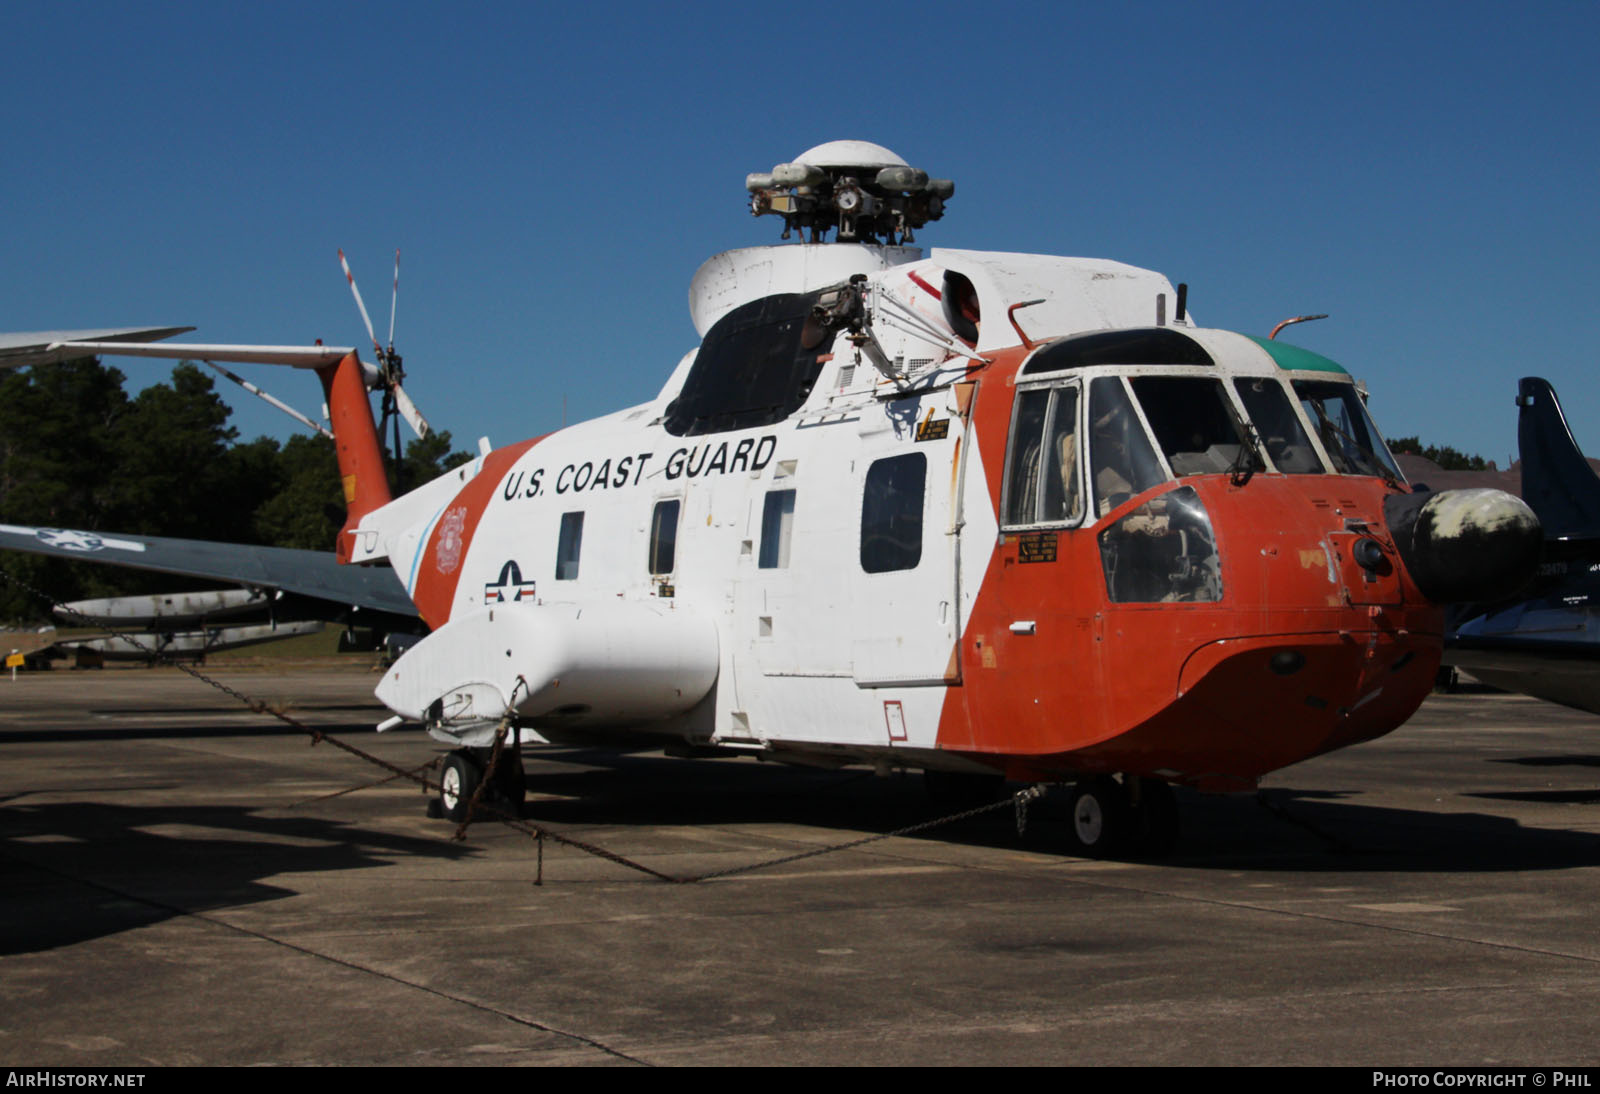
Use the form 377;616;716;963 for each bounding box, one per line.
1003;370;1402;530
1292;379;1403;480
1233;377;1324;474
1128;376;1262;477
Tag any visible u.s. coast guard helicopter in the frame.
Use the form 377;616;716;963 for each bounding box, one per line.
7;140;1544;853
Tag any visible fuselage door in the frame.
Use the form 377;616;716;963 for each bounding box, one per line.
849;406;964;687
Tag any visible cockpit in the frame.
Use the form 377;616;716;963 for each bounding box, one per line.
1004;327;1403;527
1001;327;1404;605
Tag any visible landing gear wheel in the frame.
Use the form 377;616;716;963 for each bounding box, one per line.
439;750;483;822
1125;777;1181;857
1068;776;1127;856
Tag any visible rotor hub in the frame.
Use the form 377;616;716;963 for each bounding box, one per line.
745;140;954;245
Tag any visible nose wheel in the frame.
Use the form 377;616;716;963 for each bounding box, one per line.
1067;775;1180;857
438;750;481;822
433;746;527;822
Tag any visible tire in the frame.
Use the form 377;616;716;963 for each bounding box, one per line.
1068;776;1127;855
439;750;482;822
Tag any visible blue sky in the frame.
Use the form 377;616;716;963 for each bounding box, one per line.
3;1;1595;469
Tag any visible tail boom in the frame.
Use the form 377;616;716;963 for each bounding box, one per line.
317;351;393;563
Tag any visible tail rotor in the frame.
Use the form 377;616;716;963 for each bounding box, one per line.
338;248;432;485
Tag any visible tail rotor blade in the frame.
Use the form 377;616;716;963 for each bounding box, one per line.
338;248;383;360
338;244;431;453
387;248;400;354
392;382;431;440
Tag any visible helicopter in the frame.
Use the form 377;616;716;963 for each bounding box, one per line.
2;140;1544;854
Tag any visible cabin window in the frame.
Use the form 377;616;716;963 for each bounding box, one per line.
861;453;926;573
1128;376;1262;478
758;489;796;569
1002;386;1082;527
1088;377;1167;517
555;512;584;580
1233;378;1325;474
1293;379;1403;480
649;499;681;575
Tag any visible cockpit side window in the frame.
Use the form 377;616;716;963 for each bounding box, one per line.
1088;377;1167;517
1233;378;1325;474
1002;386;1083;528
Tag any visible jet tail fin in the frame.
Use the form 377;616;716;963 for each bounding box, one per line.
1518;377;1600;540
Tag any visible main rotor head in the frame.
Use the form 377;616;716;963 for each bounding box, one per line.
746;140;954;245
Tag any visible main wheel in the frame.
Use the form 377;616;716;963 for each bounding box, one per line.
1068;776;1127;855
439;750;483;822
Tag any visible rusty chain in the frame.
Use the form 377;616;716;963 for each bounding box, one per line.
2;561;1047;884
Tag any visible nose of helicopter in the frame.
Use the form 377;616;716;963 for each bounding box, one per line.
1384;487;1542;605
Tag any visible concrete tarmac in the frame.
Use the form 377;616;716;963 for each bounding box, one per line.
2;664;1598;1066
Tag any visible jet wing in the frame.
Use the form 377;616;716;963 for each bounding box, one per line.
0;523;419;629
0;327;366;372
0;327;196;370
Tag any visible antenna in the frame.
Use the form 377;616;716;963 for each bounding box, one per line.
1269;314;1329;340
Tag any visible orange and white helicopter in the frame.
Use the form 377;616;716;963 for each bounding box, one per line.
7;140;1545;853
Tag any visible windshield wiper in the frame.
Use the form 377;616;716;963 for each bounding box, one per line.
1229;423;1266;486
1309;404;1399;489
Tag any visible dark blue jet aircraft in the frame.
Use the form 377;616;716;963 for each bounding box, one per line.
1446;378;1600;714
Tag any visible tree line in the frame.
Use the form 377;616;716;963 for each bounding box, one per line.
0;357;467;623
1386;436;1495;472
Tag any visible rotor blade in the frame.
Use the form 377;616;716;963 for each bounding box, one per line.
201;361;334;438
387;248;400;353
338;248;383;358
391;382;431;440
